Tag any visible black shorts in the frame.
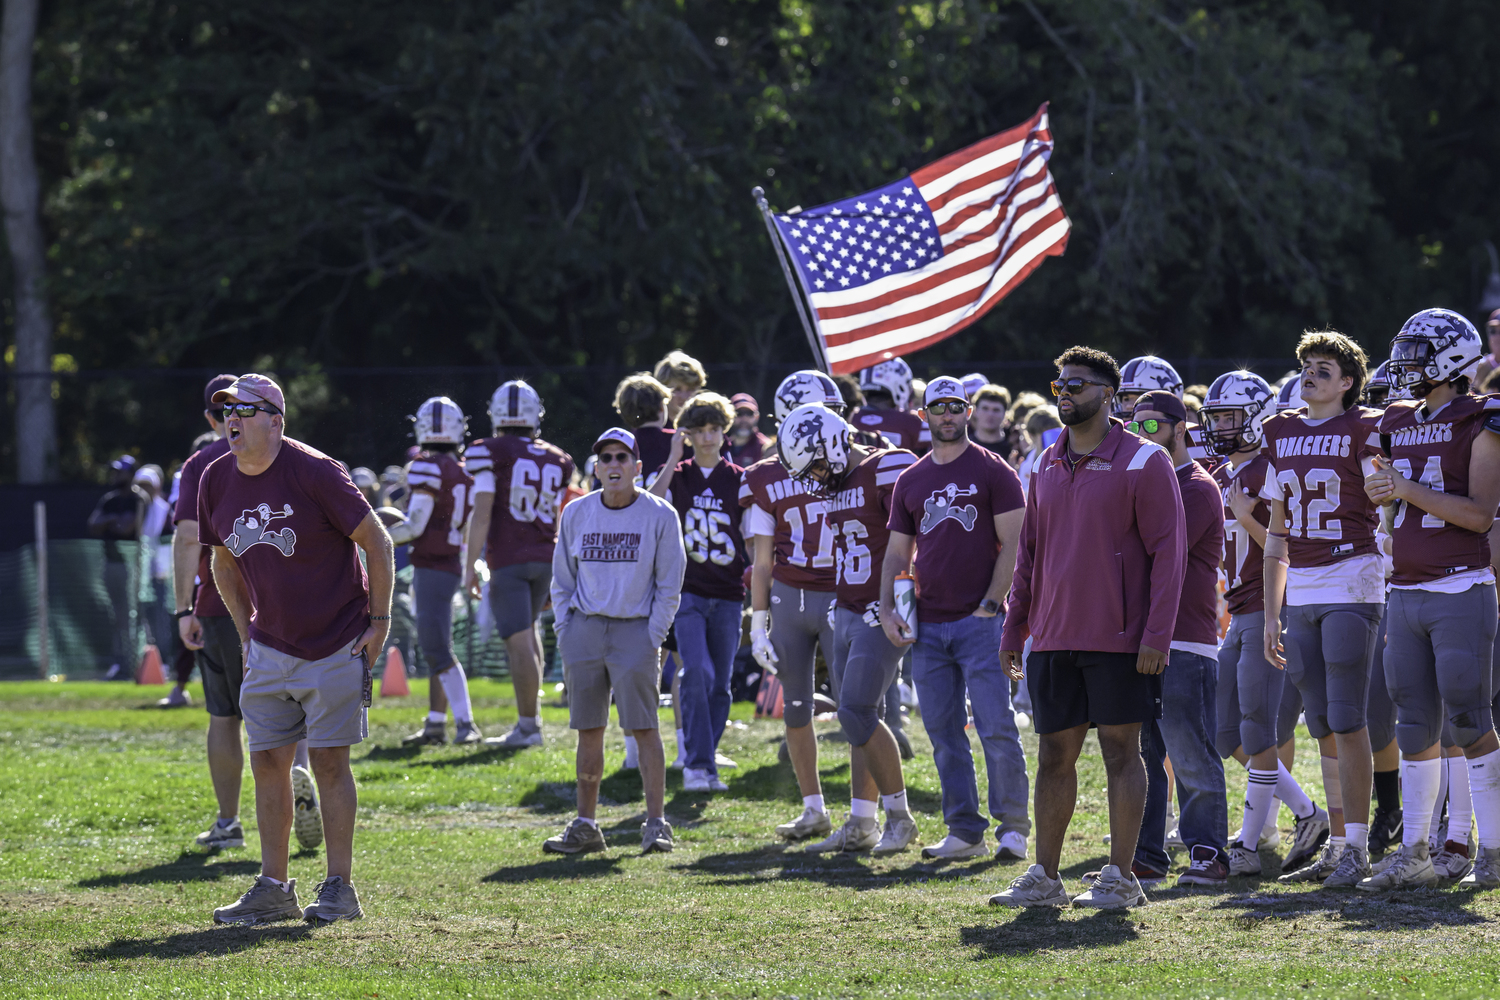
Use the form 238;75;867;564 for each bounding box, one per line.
1026;649;1162;734
198;616;245;719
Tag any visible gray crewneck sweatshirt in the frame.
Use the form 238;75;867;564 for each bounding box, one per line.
550;489;685;648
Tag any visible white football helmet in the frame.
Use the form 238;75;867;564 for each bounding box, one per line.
1275;375;1305;412
411;396;467;446
774;370;844;422
960;373;988;399
1114;356;1184;416
1365;360;1394;406
1200;372;1273;456
858;356;914;411
778;403;851;498
489;379;543;431
1389;307;1483;398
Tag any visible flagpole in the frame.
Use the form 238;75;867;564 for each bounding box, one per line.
752;186;831;373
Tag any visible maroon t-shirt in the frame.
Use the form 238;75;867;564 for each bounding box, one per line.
666;457;748;601
198;438;374;661
405;450;474;576
173;436;232;618
887;442;1025;623
826;448;917;613
636;426;678;481
1174;460;1226;647
1214;455;1271;616
851;407;927;454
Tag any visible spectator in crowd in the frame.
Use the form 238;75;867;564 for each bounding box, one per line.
727;393;770;466
960;373;990;401
1472;309;1500;389
613;372;676;482
1003;392;1048;466
1016;405;1063;497
88;454;149;679
968;384;1012;455
654;350;708;424
544;428;686;855
135;464;181;703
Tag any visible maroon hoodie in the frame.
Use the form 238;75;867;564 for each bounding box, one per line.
1001;420;1187;656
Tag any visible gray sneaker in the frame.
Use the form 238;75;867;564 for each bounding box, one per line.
291;765;323;852
1282;805;1331;872
1433;839;1475;881
543;818;606;855
989;864;1070;907
871;812;919;856
453;720;483;745
485;725;542;748
641;817;674;853
775;806;833;842
194;817;244;851
1459;847;1500;888
401;719;446;746
1227;842;1262;877
213;876;302;925
1278;840;1341;884
1321;844;1372;888
1072;865;1146;909
1356;842;1436;892
806;814;879;853
302;875;363;924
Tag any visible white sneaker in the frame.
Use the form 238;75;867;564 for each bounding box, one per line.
682;768;724;792
806;814;879;853
484;725;542;748
1432;840;1474;881
871;813;919;856
1227;842;1262;876
1072;864;1146;909
1460;846;1500;888
776;806;833;841
989;864;1070;907
714;752;738;770
921;834;989;860
290;766;323;851
1012;711;1031;730
1356;842;1437;891
996;830;1028;861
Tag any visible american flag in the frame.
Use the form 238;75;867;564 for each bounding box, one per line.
769;103;1070;374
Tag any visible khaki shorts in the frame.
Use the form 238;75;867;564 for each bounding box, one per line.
558;614;660;731
240;639;370;752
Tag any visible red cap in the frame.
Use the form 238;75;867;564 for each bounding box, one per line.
1131;390;1188;423
212;373;285;414
730;393;759;417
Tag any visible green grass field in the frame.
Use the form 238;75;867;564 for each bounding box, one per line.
2;680;1499;999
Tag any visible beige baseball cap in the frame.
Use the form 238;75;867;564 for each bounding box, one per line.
212;373;285;414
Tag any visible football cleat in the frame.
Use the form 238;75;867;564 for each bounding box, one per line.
1358;842;1437;891
1282;805;1330;872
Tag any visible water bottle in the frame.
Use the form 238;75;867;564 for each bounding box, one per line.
893;572;918;642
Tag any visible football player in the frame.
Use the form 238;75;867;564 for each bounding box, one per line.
1116;355;1213;466
780;403;920;854
1202;371;1330;878
1359;309;1500;891
464;381;577;749
1262;332;1384;888
391;398;482;746
851;357;926;454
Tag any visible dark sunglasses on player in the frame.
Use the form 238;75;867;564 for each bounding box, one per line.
925;400;969;415
1050;377;1110;396
1127;418;1177;435
222;403;280;418
596;450;634;464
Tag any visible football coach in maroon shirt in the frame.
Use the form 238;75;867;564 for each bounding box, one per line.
198;374;395;927
991;347;1186;911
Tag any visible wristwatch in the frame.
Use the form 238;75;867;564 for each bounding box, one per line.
979;598;1001;615
173;608;195;619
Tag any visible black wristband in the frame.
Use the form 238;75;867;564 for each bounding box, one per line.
173;608;195;619
368;614;391;621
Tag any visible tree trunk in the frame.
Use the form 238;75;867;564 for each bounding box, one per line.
0;0;52;483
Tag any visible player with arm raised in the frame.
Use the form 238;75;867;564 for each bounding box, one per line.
463;381;576;749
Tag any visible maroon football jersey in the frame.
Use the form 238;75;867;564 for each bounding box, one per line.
850;407;927;454
666;457;748;601
1258;406;1381;569
465;435;576;568
405;451;474;576
738;456;836;591
1214;454;1271;616
825;448;917;613
1379;395;1500;586
1185;425;1220;471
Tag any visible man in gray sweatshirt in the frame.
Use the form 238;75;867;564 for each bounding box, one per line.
544;427;687;855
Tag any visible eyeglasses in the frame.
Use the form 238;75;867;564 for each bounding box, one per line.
1050;377;1110;397
597;451;634;464
925;400;969;415
1127;418;1177;435
223;403;280;419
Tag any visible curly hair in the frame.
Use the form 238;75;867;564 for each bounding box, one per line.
612;373;670;428
653;350;707;392
1296;330;1368;410
1053;346;1121;391
675;391;735;430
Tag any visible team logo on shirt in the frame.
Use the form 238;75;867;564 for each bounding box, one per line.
580;531;642;562
224;503;297;557
919;483;979;533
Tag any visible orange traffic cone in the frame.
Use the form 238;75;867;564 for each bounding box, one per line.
137;644;166;685
379;645;410;697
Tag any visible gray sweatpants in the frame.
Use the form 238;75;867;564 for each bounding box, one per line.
829;607;906;747
413;566;460;673
770;579;837;728
1284;601;1382;738
1216;611;1288;758
1384;584;1498;754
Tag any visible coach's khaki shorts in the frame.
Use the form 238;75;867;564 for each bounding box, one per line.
240;639;370;752
557;614;660;731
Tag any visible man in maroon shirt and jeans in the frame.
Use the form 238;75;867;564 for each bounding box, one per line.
199;374;395;927
992;348;1186;910
1128;390;1230;888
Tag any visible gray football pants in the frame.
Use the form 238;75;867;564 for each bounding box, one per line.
1216;611;1288;758
830;607;905;747
770;579;838;728
1284;602;1382;738
1384;584;1498;754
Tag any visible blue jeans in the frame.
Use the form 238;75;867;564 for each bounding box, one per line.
674;593;741;775
911;612;1031;843
1136;650;1229;870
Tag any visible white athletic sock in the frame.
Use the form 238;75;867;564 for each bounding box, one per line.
216;815;238;828
881;790;909;815
427;711;445;724
576;815;599;829
1465;749;1500;850
262;875;292;892
803;793;826;813
1448;758;1473;846
1240;769;1278;847
850;798;877;819
1329;835;1345;852
437;664;472;723
1264;797;1283;836
1344;822;1368;854
1401;757;1443;848
624;735;639;768
1276;761;1316;818
1431;756;1451;837
1319;755;1343;816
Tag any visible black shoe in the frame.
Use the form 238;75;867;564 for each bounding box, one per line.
893;728;915;760
1368;806;1403;856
